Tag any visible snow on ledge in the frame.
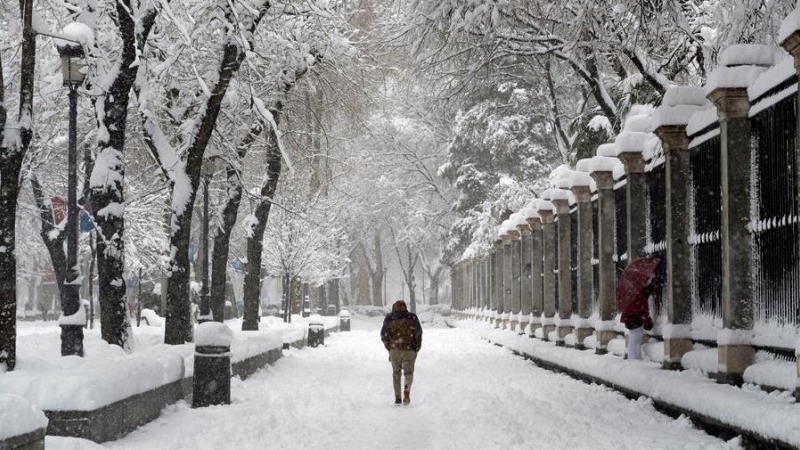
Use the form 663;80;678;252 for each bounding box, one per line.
0;394;47;440
779;7;800;44
717;328;752;346
661;324;692;339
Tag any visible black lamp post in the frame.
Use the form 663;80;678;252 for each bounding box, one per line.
57;32;87;357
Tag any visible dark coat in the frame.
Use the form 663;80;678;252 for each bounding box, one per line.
381;310;423;352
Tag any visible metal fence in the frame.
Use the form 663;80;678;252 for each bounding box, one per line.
645;157;667;317
750;81;800;328
570;206;579;315
689;125;723;318
614;179;628;280
591;195;600;314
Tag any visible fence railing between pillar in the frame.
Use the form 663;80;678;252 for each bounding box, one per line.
570;205;579;316
645;150;667;319
591;194;599;315
614;178;628;279
688;122;723;334
749;76;800;348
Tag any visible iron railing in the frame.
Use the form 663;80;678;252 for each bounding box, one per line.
689;125;723;319
750;85;800;329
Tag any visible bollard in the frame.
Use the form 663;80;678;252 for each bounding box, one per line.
308;320;325;347
339;309;351;332
193;322;232;408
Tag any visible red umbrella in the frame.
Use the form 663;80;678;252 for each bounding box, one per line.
616;256;662;313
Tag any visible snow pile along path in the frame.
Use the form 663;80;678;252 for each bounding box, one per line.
52;318;734;450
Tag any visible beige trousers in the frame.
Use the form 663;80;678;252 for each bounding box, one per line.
389;349;418;398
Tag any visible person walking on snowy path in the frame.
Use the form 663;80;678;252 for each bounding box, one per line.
621;278;656;360
381;300;423;405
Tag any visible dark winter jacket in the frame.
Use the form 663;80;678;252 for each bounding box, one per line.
381;301;423;352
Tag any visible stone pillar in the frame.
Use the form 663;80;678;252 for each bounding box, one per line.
572;184;594;349
528;215;544;338
509;228;522;331
708;87;755;386
539;205;557;341
654;122;694;369
519;223;533;334
617;152;648;262
780;33;800;398
493;240;504;327
552;197;573;346
590;169;617;354
501;235;514;329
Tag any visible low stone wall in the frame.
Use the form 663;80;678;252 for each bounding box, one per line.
0;428;45;450
45;378;185;443
232;348;283;381
43;328;338;443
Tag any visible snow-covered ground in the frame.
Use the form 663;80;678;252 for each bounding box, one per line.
48;315;736;450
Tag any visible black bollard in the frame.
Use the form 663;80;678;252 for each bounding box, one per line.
193;322;232;408
308;321;324;347
339;310;351;332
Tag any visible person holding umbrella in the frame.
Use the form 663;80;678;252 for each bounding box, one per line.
617;257;661;360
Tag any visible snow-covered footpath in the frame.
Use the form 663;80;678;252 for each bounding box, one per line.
49;316;737;450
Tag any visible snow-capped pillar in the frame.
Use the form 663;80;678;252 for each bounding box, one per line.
571;169;594;349
492;239;504;328
526;213;545;337
708;85;755;386
538;202;557;341
501;226;515;330
507;224;522;331
552;194;573;346
617;152;647;262
654;123;694;370
518;220;533;334
590;163;617;354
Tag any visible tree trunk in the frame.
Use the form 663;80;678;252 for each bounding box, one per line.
90;0;157;350
428;266;442;305
159;1;272;344
0;0;36;370
210;124;262;322
242;126;283;331
30;176;67;297
370;231;383;306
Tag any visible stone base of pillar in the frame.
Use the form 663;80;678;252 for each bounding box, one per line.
573;327;593;350
717;345;755;386
518;321;529;335
555;326;573;347
509;319;519;333
531;325;542;339
502;319;510;330
662;338;693;370
796;360;800;401
542;325;556;341
594;330;616;355
493;318;502;329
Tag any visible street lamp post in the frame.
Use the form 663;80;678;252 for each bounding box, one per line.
56;26;88;357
